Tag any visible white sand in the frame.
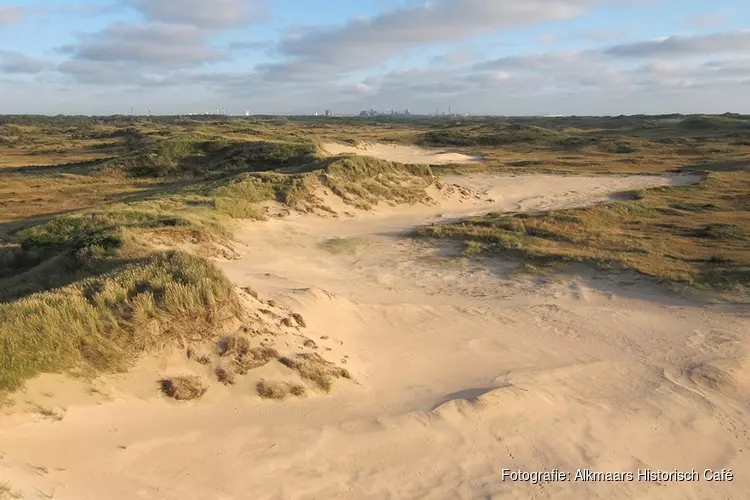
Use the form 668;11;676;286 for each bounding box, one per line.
322;141;481;164
2;173;749;500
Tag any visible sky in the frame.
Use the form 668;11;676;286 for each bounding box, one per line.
0;0;749;115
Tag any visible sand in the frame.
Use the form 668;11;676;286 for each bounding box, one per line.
322;141;481;164
2;173;749;500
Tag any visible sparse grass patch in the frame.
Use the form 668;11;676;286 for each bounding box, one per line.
278;353;351;393
160;375;207;401
290;313;306;327
31;404;66;421
215;366;236;385
218;335;252;357
230;345;279;374
256;380;307;400
0;482;22;500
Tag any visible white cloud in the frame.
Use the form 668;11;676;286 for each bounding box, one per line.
129;0;269;28
57;23;223;84
264;0;607;78
681;8;734;29
606;30;750;57
0;51;50;74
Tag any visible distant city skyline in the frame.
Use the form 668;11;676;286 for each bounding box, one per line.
1;0;749;115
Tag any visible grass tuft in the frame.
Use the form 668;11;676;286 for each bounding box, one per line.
256;380;307;400
0;482;22;500
160;375;207;401
278;353;351;393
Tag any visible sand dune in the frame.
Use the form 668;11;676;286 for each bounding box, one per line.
1;173;748;500
322;142;481;164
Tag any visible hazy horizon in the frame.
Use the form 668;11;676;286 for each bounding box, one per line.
1;0;749;115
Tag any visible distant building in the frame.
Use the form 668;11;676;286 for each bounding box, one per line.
359;108;413;117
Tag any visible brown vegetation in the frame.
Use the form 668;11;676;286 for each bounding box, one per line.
256;380;307;400
160;375;207;401
278;353;351;392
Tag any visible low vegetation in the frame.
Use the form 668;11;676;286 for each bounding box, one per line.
98;137;319;178
0;251;239;391
278;353;351;392
420;123;585;148
32;404;66;421
0;482;22;500
416;171;749;294
160;375;208;401
256;380;307;400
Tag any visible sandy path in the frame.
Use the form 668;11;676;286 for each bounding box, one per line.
322;142;481;164
2;174;749;500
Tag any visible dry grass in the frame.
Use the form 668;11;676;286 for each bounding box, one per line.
232;347;280;374
0;172;161;232
0;482;22;500
217;336;280;374
218;335;252;357
31;404;66;421
290;313;306;327
278;353;351;393
215;366;236;385
160;375;207;400
256;380;307;400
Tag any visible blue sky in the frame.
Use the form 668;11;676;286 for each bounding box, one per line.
0;0;749;115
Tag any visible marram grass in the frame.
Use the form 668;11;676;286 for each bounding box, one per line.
0;251;239;392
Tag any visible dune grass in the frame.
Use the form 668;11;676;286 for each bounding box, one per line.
318;155;433;209
0;482;22;500
160;375;208;401
256;380;307;399
278;352;351;393
210;155;435;214
0;207;230;301
416;171;750;293
0;251;240;392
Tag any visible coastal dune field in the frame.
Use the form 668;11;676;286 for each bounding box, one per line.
0;115;749;499
2;168;748;500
